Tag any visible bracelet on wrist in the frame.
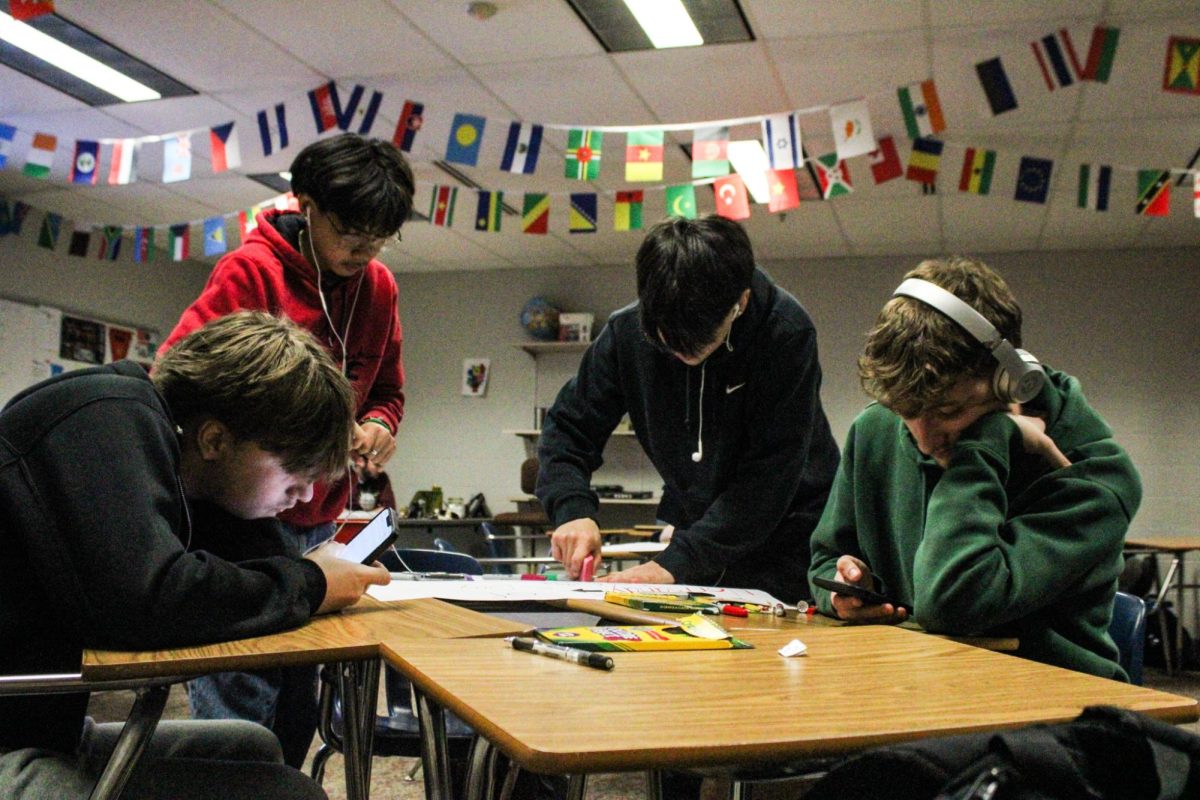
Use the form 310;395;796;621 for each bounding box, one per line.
361;416;394;435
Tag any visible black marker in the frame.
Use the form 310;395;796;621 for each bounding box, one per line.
507;636;614;671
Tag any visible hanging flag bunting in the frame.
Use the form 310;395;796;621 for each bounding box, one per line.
1031;29;1083;90
0;201;12;236
392;100;424;152
1194;173;1200;219
765;169;800;213
70;139;100;184
1136;169;1171;215
665;184;698;219
307;82;382;134
162;134;192;183
209;122;241;173
761;113;802;170
133;226;154;262
897;80;946;139
814;153;852;198
829;99;876;160
97;226;122;261
625;130;664;182
958;147;997;195
568;193;597;233
906;137;944;184
614;190;644;231
521;193;549;234
868;136;903;184
68;229;90;257
23;132;56;179
691;126;730;179
1081;26;1120;82
8;1;55;21
475;190;503;232
237;207;260;241
107;138;139;185
169;223;190;261
976;57;1019;115
38;211;62;250
565;129;603;180
1077;164;1112;211
428;185;457;227
712;174;750;220
1163;36;1200;94
500;122;543;175
446;113;486;167
1014;156;1053;204
257;103;289;156
0;123;15;168
6;201;30;235
203;216;227;256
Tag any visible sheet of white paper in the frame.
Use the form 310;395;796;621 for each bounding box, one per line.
367;578;783;609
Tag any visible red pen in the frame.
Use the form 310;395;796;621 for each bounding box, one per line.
719;604;748;617
579;554;595;582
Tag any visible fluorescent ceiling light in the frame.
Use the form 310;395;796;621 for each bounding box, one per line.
727;140;770;203
0;11;160;102
621;0;703;49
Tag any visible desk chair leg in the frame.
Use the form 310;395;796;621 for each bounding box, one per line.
565;773;587;800
336;659;381;800
729;779;754;800
645;769;664;800
464;735;496;800
88;683;170;800
405;758;422;781
415;687;453;800
1154;557;1182;675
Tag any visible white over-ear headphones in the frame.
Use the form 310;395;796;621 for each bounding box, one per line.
893;278;1046;404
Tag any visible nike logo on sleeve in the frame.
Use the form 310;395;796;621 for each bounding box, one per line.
726;383;746;394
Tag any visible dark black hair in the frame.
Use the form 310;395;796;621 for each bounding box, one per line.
636;215;755;357
289;133;415;238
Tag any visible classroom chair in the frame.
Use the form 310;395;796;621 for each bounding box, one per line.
491;457;553;536
0;670;183;800
1110;590;1147;686
310;549;482;789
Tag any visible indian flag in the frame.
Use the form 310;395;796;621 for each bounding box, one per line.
22;132;56;179
897;80;946;139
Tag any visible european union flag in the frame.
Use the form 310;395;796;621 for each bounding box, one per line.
1015;157;1053;204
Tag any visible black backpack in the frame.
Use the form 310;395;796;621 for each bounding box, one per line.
804;706;1200;800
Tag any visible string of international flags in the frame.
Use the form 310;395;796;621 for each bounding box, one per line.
1;23;1198;262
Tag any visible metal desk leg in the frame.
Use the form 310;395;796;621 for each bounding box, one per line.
565;773;587;800
88;683;170;800
336;659;381;800
415;687;453;800
1153;557;1182;675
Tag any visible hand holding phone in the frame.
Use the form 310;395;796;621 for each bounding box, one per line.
336;508;398;565
811;575;892;606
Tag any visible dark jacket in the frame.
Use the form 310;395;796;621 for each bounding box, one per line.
0;361;326;753
537;268;840;602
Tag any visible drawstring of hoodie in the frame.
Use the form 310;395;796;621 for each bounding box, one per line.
690;320;737;464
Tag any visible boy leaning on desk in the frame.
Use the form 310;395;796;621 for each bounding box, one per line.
809;256;1140;681
0;312;389;800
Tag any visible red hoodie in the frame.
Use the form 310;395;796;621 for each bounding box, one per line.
160;209;405;527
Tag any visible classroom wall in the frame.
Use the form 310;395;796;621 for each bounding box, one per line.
1;224;1196;544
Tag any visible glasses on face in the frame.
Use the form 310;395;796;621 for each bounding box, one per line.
325;214;401;250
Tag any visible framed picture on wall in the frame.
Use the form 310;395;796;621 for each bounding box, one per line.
462;358;490;397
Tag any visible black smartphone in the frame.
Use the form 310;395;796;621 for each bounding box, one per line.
811;575;893;606
337;508;397;565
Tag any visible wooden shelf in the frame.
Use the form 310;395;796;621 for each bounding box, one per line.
510;494;658;506
514;341;589;356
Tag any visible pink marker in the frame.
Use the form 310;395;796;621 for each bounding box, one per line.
579;555;595;582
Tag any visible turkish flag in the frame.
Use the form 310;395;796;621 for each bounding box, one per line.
713;175;750;220
9;0;54;21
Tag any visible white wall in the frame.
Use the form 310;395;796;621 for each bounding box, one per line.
2;222;1196;541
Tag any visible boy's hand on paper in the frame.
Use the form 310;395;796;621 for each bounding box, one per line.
599;560;673;585
550;517;601;579
830;555;907;624
307;541;392;614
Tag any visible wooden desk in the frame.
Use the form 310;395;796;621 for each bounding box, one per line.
381;624;1198;799
1124;536;1200;674
84;597;527;800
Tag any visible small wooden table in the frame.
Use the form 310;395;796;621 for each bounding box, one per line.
382;623;1198;800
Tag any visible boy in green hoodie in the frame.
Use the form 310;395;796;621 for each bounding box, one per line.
809;256;1140;679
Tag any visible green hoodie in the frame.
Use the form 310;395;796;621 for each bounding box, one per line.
809;368;1141;679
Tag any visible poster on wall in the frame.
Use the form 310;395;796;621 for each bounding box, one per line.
108;326;132;361
60;316;104;364
462;358;490;397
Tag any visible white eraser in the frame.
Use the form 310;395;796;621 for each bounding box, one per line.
777;639;808;657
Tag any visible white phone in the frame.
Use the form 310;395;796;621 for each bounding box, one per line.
336;508;397;564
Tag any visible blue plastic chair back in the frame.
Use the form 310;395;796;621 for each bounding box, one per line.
1110;591;1146;685
384;547;482;575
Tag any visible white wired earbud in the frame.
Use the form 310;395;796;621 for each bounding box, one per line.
725;302;740;352
301;206;363;375
692;362;705;462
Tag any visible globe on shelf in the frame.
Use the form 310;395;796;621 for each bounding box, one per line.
520;297;560;341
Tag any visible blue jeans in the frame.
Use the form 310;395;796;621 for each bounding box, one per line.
186;521;335;769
